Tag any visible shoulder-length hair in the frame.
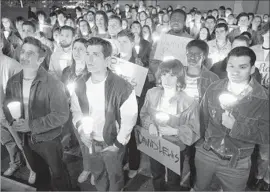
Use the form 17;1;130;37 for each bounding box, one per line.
77;19;92;37
155;59;186;91
71;38;89;64
95;10;109;31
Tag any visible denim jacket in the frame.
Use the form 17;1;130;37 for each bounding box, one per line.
197;77;269;168
3;67;69;143
140;87;200;149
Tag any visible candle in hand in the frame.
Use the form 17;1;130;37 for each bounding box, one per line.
67;82;76;95
155;112;170;125
7;101;21;119
135;45;140;54
219;93;238;110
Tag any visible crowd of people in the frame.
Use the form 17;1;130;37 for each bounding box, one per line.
0;0;269;191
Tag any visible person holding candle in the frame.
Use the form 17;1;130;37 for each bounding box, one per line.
0;33;22;177
3;37;71;190
70;37;138;191
61;38;92;183
193;47;269;191
49;25;75;79
140;59;200;191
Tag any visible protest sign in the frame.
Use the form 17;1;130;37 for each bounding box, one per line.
134;126;181;175
108;57;148;97
154;34;192;65
255;61;269;88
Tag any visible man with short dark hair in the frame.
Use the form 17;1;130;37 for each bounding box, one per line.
205;16;216;40
70;37;138;191
108;15;122;39
194;46;269;191
3;37;71;190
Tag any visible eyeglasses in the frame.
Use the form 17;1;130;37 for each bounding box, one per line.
186;52;204;60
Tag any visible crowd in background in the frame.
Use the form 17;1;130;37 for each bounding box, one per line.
1;0;269;191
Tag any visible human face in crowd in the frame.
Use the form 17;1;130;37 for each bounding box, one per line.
212;10;218;18
2;18;11;30
122;20;128;30
50;15;57;25
16;20;24;31
38;14;45;23
142;26;150;40
227;14;235;25
205;18;215;32
87;12;94;22
262;30;269;47
72;41;87;62
108;19;122;37
231;39;248;49
170;12;185;32
85;45;109;73
199;28;208;41
252;16;262;29
95;14;106;30
125;5;130;12
238;16;249;28
195;13;202;22
59;29;73;48
215;27;228;41
145;18;153;29
57;13;66;26
20;43;43;69
118;36;134;57
162;14;170;24
161;72;178;90
79;21;89;36
65;19;75;28
225;10;232;18
263;14;269;23
131;23;141;36
53;30;60;44
227;55;255;84
186;46;204;68
22;25;35;39
76;9;82;18
139;12;147;23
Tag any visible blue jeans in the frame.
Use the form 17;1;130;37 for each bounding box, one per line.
194;146;251;191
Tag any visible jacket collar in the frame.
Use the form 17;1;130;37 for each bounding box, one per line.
13;66;48;84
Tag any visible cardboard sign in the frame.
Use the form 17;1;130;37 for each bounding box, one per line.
255;61;269;88
154;34;192;65
134;126;181;175
109;57;148;97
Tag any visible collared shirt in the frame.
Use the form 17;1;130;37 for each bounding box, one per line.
208;39;232;65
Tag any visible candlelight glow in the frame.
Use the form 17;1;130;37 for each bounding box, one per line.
219;93;238;110
67;82;76;95
152;34;160;42
135;45;140;54
7;101;21;119
155;112;170;123
81;116;94;134
163;56;175;62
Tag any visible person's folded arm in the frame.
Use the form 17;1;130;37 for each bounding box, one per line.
30;80;69;134
114;90;138;148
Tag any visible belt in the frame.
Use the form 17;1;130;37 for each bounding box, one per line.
210;148;232;160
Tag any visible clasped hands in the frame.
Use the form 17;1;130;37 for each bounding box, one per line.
12;119;31;132
221;111;235;130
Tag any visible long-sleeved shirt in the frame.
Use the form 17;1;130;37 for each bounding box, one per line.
70;76;138;146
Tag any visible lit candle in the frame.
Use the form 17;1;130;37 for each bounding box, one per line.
67;82;76;96
81;116;94;154
155;112;170;124
7;101;21;120
3;31;10;39
135;45;140;54
59;60;68;71
163;56;175;62
218;93;238;111
152;34;160;43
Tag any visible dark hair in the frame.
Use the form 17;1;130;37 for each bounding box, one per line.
226;8;232;12
109;15;122;25
22;21;36;32
22;36;46;57
170;9;187;21
237;12;249;22
240;31;252;40
36;10;47;18
117;29;135;42
77;19;92;37
219;6;225;11
186;39;209;58
56;10;66;17
88;37;112;58
233;35;250;46
131;21;142;37
227;46;256;66
49;12;57;17
52;26;60;34
87;10;95;16
75;6;82;12
248;12;254;19
95;10;109;30
198;27;211;41
206;16;216;23
215;23;229;32
16;16;25;23
60;25;75;37
155;59;186;90
217;18;227;24
260;21;270;36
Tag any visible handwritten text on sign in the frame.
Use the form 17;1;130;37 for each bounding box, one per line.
135;126;181;175
108;57;148;97
154;34;192;65
255;61;269;88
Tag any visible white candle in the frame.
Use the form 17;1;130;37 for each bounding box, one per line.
3;31;10;39
155;112;170;123
135;45;140;54
67;82;76;95
7;101;21;119
219;93;237;110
